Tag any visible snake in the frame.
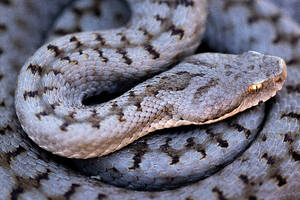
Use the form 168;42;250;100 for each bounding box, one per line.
0;0;299;199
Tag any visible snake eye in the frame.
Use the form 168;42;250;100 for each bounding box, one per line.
248;83;262;93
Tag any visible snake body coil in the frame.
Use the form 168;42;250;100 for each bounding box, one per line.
0;0;299;199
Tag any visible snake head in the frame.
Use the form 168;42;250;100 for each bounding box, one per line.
237;51;287;111
179;51;287;124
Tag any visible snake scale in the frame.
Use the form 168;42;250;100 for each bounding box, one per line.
0;0;299;199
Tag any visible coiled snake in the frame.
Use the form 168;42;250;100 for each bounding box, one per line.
0;0;299;199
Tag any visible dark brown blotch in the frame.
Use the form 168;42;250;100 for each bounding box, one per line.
154;14;166;23
129;141;148;170
196;146;207;158
194;78;219;100
261;152;276;165
111;101;118;109
234;74;241;81
271;13;281;23
47;44;62;57
170;155;180;165
64;183;80;200
239;174;249;184
72;7;83;16
49;69;63;76
154;0;194;7
247;15;260;24
71;60;79;65
272;174;287;187
70;36;77;42
185;197;194;200
50;102;60;110
0;23;6;32
283;133;293;143
120;35;127;42
224;65;232;69
92;6;101;17
134;101;142;111
35;169;50;185
0;125;12;135
110;102;126;122
286;84;300;93
23;90;39;100
290;150;300;161
225;71;232;76
143;44;160;59
248;196;257;200
159;137;181;165
91;121;101;129
129;91;135;97
35;111;48;120
43;86;57;93
286;59;300;66
291;35;300;45
54;28;71;36
60;122;70;132
179;0;194;7
272;34;282;44
68;111;77;119
212;186;228;200
69;36;82;48
10;187;24;200
88;110;101;129
7;146;26;164
185;137;195;148
0;0;10;6
138;27;153;39
216;137;229;148
247;65;255;70
281;112;300;120
26;63;43;76
94;48;108;63
146;84;159;96
229;122;252;139
97;193;107;200
157;72;195;92
116;48;132;65
117;111;126;122
94;33;106;45
128;93;143;112
61;56;71;62
168;24;184;40
116;32;129;43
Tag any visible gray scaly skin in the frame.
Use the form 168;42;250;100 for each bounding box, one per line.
43;0;277;191
0;0;299;200
47;0;132;41
270;0;300;23
15;0;208;159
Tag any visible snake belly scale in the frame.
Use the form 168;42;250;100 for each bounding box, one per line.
0;0;299;200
